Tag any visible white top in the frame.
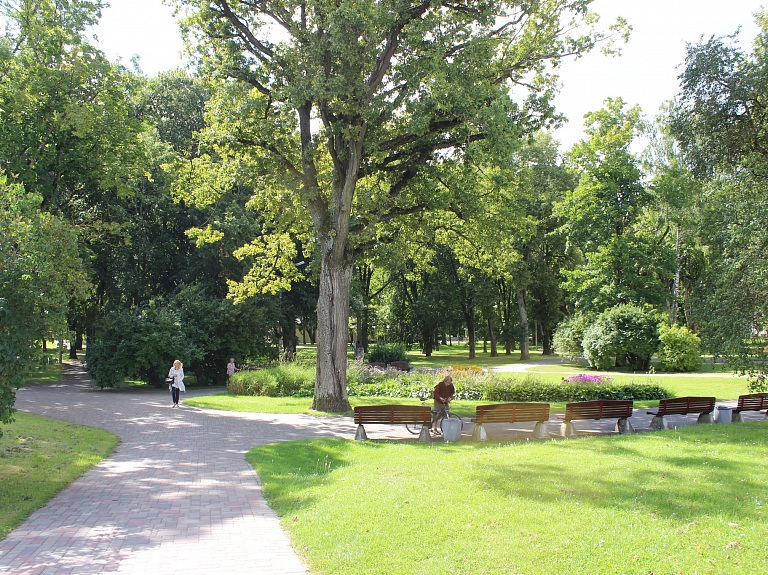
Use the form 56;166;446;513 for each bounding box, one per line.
226;362;236;376
168;366;186;392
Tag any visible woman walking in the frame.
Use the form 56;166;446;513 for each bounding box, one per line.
168;360;185;408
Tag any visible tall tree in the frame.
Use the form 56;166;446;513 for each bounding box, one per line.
0;178;88;432
172;0;627;410
557;98;663;313
671;16;768;384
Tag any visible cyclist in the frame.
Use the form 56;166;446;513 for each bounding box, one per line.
432;375;455;434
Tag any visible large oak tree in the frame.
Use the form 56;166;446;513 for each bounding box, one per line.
173;0;626;410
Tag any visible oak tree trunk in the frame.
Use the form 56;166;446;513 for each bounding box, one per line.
312;237;353;412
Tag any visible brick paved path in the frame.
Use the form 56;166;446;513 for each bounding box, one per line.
0;364;359;575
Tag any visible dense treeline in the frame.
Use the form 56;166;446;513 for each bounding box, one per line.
2;1;767;422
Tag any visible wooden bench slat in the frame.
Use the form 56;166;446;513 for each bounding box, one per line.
735;393;768;412
564;400;633;421
647;396;715;417
353;405;431;425
476;403;550;424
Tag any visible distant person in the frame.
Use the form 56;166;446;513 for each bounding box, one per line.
226;358;236;378
432;375;455;434
168;360;185;408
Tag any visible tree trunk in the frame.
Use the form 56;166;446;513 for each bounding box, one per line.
672;223;682;324
466;313;476;359
354;314;365;360
312;240;353;412
541;324;553;355
488;317;498;357
517;289;530;360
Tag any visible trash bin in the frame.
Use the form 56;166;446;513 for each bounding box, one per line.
441;417;463;442
715;406;732;424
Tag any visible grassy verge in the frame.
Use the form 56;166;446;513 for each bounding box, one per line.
248;422;768;574
21;363;63;386
0;412;119;539
505;373;748;401
526;359;734;375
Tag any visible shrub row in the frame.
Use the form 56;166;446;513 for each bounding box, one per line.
228;365;670;402
227;364;315;397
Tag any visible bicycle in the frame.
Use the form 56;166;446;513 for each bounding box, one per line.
405;396;463;435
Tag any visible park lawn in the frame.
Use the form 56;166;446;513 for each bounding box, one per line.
0;412;119;539
526;359;734;375
21;363;63;386
404;344;547;369
505;372;749;402
248;422;768;575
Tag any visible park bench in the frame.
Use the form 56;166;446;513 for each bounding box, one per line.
559;400;634;437
732;393;768;422
367;361;386;369
353;405;431;442
389;361;411;371
472;403;550;441
647;396;716;430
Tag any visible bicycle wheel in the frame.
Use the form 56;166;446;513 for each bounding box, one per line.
405;422;425;435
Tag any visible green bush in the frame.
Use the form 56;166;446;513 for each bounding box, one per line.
657;324;702;372
582;304;661;371
346;372;669;403
367;343;407;364
481;376;669;402
228;365;315;397
553;314;593;360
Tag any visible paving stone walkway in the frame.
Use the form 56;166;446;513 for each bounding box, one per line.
0;364;360;575
1;363;762;574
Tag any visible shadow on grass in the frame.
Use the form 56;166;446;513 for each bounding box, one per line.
466;422;767;521
251;422;768;526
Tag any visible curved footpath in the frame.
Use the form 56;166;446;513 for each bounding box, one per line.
0;364;359;575
0;363;758;574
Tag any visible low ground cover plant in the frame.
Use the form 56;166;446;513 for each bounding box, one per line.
248;422;768;575
0;412;118;539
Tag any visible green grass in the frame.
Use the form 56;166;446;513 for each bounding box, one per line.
526;358;733;375
21;363;63;386
247;422;768;574
0;412;119;539
404;344;548;368
507;372;748;402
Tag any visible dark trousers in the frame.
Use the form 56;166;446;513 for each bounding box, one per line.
171;386;180;404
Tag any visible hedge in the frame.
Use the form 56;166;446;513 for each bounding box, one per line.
228;366;670;403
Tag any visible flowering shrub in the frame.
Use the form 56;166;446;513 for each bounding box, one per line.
450;365;483;373
561;374;612;385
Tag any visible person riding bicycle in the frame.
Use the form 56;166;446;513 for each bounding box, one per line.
432;375;455;434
